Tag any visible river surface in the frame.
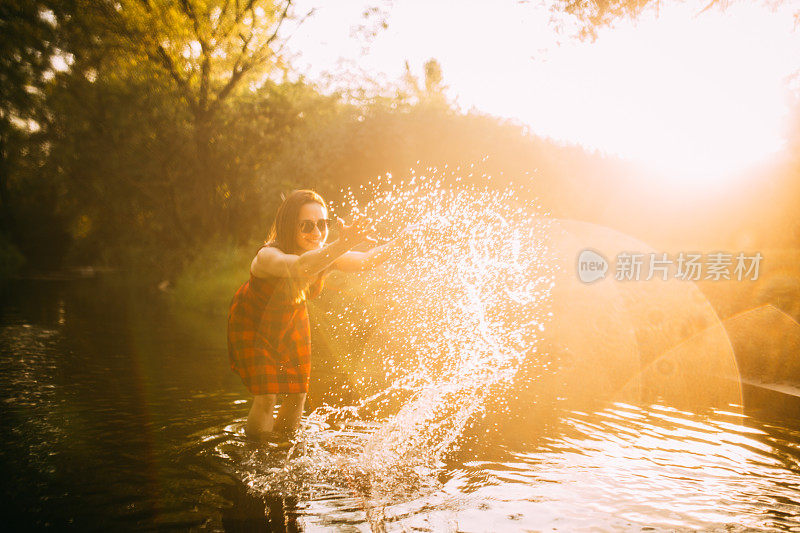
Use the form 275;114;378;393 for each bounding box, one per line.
2;277;800;531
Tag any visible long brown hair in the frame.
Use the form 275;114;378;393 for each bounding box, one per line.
266;189;327;254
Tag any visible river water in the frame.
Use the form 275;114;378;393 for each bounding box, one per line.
2;277;800;532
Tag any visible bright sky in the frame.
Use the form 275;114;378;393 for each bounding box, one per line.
286;0;800;183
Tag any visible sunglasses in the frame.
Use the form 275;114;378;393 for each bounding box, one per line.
298;218;334;234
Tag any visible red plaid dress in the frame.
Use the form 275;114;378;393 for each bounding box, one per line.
227;264;324;395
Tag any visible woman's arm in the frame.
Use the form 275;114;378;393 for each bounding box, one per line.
251;217;373;279
332;223;419;272
332;245;389;273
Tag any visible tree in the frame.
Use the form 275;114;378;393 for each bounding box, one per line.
548;0;797;40
0;1;61;231
68;0;310;241
0;1;82;270
401;59;449;109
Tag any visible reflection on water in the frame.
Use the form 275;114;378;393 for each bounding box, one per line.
200;404;800;532
3;278;800;530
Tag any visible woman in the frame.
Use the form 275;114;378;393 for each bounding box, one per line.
227;189;402;442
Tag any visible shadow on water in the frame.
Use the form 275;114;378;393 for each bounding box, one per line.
0;276;243;530
220;484;301;533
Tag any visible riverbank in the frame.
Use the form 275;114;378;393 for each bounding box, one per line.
164;243;800;322
0;234;25;281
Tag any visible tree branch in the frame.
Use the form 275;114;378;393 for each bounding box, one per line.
269;6;315;58
695;0;722;17
178;0;212;111
211;26;255;107
211;0;233;38
153;45;199;115
96;0;199;114
210;0;294;108
179;0;203;41
215;0;259;41
264;0;294;48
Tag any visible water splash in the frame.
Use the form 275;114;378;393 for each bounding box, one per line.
239;170;557;503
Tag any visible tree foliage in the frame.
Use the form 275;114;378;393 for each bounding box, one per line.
70;0;302;239
3;0;799;278
550;0;796;40
0;1;58;229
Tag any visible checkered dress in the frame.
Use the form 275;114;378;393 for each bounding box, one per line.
227;265;324;395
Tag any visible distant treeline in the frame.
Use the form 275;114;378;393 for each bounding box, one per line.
2;0;798;281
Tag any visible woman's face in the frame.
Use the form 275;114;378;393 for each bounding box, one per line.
295;202;328;253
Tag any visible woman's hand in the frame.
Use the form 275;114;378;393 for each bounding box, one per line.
335;215;376;248
331;221;424;272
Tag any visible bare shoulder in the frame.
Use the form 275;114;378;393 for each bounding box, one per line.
251;246;298;278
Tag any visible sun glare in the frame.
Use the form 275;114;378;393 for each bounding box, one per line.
290;0;800;185
521;1;800;184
